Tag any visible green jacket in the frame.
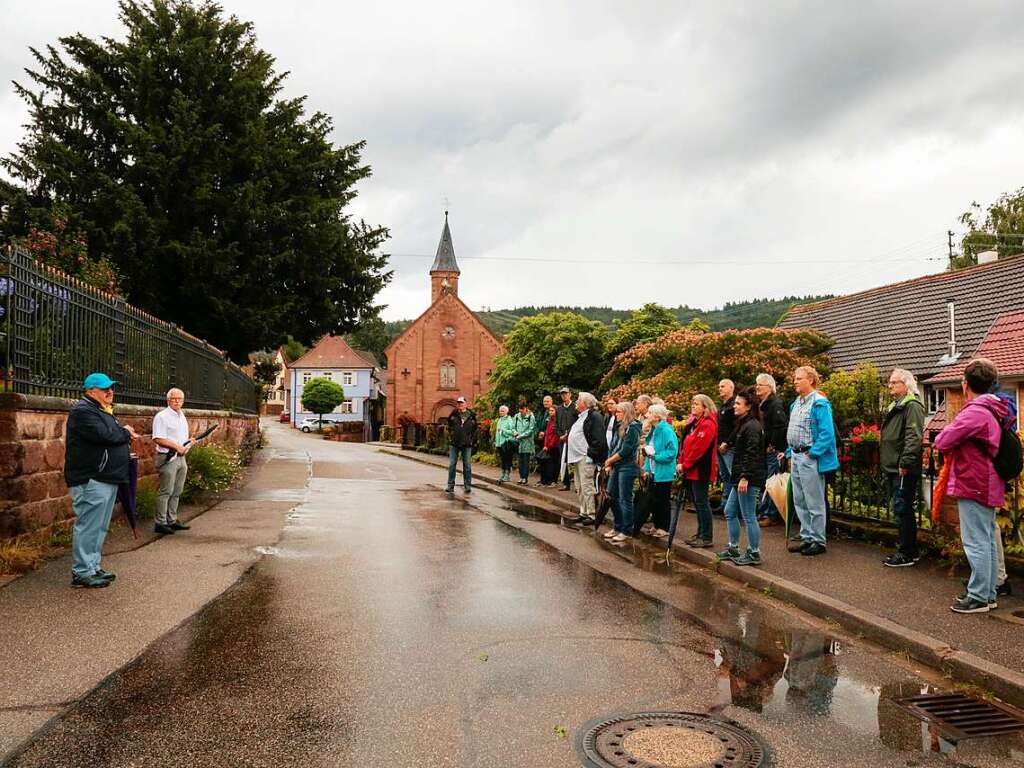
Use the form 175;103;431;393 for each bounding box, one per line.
513;411;537;454
879;394;925;474
494;415;516;448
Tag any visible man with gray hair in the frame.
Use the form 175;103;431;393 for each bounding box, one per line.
880;368;925;567
755;373;788;526
152;388;192;535
566;391;608;523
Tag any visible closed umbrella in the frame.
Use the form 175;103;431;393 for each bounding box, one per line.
666;479;688;550
117;455;140;539
931;459;950;525
593;467;613;529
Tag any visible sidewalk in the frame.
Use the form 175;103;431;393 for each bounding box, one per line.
382;446;1024;703
0;447;306;762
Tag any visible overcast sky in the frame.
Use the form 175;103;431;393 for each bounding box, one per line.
3;1;1024;321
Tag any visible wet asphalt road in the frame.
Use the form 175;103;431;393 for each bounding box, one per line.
7;422;1024;768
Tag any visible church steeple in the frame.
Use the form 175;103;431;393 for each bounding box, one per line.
429;211;460;302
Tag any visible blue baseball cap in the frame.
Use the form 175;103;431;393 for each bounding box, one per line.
83;372;118;390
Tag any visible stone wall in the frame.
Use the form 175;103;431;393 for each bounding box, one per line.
0;393;259;539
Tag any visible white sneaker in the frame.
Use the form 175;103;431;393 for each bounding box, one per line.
612;533;629;542
603;530;617;539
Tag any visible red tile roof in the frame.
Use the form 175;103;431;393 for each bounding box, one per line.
288;335;375;369
929;310;1024;384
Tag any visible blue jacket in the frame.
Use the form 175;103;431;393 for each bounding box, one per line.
787;393;839;473
645;420;679;483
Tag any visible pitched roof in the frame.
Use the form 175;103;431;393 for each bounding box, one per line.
429;212;460;274
288;335;375;369
778;255;1024;379
929;310;1024;384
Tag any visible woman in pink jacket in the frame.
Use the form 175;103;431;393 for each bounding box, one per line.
933;358;1008;614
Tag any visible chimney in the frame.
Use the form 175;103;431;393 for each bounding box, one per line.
947;299;957;359
977;250;998;265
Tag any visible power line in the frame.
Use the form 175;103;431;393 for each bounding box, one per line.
386;252;946;266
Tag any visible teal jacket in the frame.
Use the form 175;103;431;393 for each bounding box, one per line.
645;420;679;483
787;393;839;473
614;419;642;470
494;415;515;449
513;411;537;454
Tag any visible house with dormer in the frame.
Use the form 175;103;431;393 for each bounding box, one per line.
384;213;504;426
289;335;382;434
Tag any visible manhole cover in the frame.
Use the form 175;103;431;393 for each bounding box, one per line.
896;693;1024;741
577;711;771;768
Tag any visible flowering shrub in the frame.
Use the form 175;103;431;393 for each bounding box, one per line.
849;423;880;444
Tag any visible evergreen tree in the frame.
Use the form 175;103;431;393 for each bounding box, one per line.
2;0;390;359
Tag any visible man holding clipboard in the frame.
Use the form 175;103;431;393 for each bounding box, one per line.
152;388;194;535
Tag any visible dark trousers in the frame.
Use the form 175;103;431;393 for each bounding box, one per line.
559;442;572;488
652;481;672;531
539;452;558;484
690;479;713;541
889;472;920;558
498;443;516;474
518;452;531;481
447;446;472;490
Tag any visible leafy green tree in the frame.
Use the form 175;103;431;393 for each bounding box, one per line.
685;317;711;333
485;312;609;412
250;351;281;403
1;0;390;359
957;187;1024;269
282;336;307;364
345;311;392;366
606;303;681;359
819;363;885;433
300;377;345;430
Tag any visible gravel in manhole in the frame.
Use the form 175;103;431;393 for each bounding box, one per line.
622;727;725;767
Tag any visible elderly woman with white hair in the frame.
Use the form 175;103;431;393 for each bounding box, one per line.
494;405;516;483
566;391;608;523
880;368;926;567
642;403;679;537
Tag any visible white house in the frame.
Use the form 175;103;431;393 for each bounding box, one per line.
288;335;379;428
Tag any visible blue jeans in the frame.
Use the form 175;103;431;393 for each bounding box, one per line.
612;465;638;533
447;446;472;490
690;479;713;541
756;452;782;520
718;449;734;508
791;453;827;545
70;479;119;578
958;499;998;603
725;483;762;551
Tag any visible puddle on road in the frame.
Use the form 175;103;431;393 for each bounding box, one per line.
456;487;1024;764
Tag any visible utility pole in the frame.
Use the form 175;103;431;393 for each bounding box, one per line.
947;230;955;271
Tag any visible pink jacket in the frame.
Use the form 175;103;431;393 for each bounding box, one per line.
933;394;1009;508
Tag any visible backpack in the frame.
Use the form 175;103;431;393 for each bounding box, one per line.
993;422;1023;482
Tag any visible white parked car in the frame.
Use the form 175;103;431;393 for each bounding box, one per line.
299;417;338;433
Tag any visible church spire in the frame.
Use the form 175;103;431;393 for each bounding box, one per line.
429;211;460;274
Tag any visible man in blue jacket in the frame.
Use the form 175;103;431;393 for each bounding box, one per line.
785;366;838;556
64;373;137;587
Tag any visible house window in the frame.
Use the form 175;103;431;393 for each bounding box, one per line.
302;372;312;384
341;399;354;414
440;360;456;389
342;371;355;386
927;387;946;415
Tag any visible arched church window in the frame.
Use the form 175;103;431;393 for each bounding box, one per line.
440;360;456;389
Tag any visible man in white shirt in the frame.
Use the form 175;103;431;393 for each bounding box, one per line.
152;388;191;535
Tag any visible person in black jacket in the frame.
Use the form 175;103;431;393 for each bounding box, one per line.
719;387;766;567
555;387;576;490
717;379;737;509
755;374;788;526
445;396;478;494
64;373;138;588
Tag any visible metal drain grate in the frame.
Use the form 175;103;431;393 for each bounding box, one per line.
896;693;1024;741
576;711;770;768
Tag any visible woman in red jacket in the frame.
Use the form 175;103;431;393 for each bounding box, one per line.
678;393;718;548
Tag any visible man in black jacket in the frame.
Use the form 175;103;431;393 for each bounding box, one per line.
717;379;737;509
555;387;577;490
755;374;789;525
445;396;477;494
64;373;137;588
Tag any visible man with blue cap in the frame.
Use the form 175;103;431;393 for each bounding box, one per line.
63;372;138;588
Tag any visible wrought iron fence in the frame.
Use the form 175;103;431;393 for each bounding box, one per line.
1;246;258;413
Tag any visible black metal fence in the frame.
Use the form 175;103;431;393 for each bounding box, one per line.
1;246;258;412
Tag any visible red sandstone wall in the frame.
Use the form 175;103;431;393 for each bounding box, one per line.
0;394;259;539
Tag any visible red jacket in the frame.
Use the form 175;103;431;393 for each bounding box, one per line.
678;413;718;482
543;418;559;451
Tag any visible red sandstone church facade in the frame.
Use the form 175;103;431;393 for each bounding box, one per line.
384;215;504;426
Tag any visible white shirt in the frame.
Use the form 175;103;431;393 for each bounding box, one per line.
566;410;590;464
153;407;189;453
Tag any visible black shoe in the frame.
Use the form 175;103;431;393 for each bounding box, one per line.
168;521;190;531
94;569;116;582
951;596;990;614
997;581;1013;597
154;524;177;535
957;592;997;608
575;515;594;526
801;543;827;557
463;487;471;494
71;574;111;589
883;553;919;568
787;539;808;553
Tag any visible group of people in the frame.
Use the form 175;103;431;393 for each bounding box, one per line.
65;373;196;588
445;355;1019;615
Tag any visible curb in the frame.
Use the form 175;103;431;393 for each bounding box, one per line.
380;446;1024;708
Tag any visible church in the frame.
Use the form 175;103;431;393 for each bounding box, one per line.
384;214;504;426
